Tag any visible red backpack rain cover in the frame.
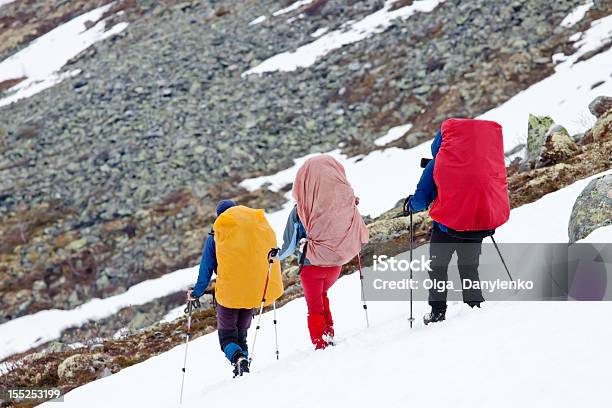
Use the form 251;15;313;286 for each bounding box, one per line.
429;118;510;231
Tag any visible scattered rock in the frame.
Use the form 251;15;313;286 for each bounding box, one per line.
588;96;612;118
57;354;95;383
96;274;111;290
32;280;47;291
522;114;554;170
538;124;579;166
67;238;88;251
592;110;612;142
568;175;612;243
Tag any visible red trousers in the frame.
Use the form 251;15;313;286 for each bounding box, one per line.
300;265;342;349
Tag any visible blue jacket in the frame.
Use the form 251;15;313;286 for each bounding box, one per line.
409;129;447;232
192;231;217;297
277;206;310;265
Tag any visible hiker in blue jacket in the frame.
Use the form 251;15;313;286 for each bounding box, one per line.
277;206;308;264
408;129;442;219
406;129;485;325
187;199;254;376
190;200;236;299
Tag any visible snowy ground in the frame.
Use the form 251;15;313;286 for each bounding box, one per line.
39;266;612;407
0;2;128;107
243;0;445;76
0;0;16;8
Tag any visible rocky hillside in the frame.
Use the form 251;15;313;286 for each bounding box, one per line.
2;95;611;407
1;0;612;405
1;0;609;325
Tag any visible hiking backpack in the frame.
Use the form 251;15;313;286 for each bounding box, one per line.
213;206;284;309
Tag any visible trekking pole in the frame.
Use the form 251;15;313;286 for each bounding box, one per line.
357;253;370;328
248;249;275;366
491;236;514;282
408;209;415;328
179;295;198;405
272;301;279;360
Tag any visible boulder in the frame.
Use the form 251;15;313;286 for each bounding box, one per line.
568;175;612;243
521;114;554;170
521;115;578;170
538;125;579;166
57;354;95;383
57;353;114;384
592;110;612;142
588;96;612;118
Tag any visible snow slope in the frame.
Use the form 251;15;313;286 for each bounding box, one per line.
560;1;594;28
0;3;128;107
39;256;612;407
34;161;612;406
0;264;198;361
579;225;612;243
495;170;612;243
480;13;612;144
243;0;445;76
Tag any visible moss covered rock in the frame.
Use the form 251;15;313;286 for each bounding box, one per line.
568;175;612;243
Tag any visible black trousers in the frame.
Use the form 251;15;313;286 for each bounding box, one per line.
428;225;485;312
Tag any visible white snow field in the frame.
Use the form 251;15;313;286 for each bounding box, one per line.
480;13;612;145
373;123;413;146
0;2;128;107
272;0;314;17
39;262;612;407
0;0;16;8
0;264;198;361
560;1;594;28
580;226;612;243
243;0;445;76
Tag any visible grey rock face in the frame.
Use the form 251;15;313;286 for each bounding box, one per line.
521;115;578;170
521;114;554;170
538;124;579;167
588;96;612;118
568;175;612;243
57;353;94;383
592;110;612;142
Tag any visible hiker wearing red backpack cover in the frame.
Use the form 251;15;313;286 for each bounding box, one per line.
406;118;510;325
277;155;369;349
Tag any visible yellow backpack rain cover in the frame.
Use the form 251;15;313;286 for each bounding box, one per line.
213;206;283;309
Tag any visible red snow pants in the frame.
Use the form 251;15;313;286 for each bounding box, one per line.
300;265;342;349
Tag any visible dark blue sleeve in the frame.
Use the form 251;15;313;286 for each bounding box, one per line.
192;235;217;297
409;130;442;212
410;159;437;212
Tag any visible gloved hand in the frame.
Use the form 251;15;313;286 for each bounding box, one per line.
403;195;413;216
186;288;198;302
185;288;201;313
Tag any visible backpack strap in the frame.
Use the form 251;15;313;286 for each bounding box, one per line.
445;227;495;241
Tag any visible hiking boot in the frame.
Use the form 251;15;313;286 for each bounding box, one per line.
466;301;482;309
308;313;328;350
232;354;250;377
423;310;446;325
323;332;335;347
